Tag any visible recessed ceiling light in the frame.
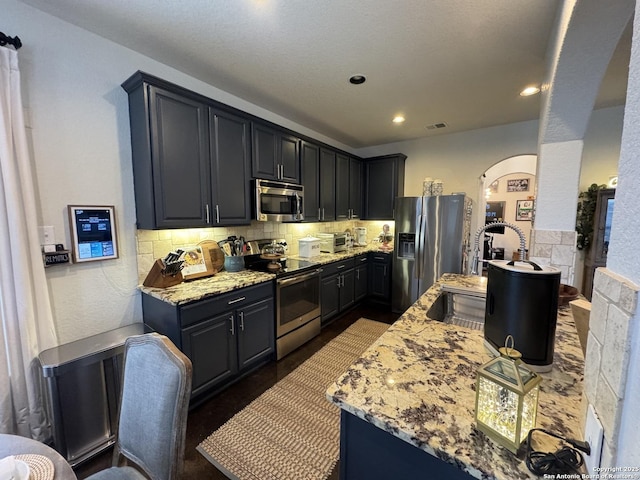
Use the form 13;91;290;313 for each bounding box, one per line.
520;85;541;96
392;115;405;124
349;74;366;85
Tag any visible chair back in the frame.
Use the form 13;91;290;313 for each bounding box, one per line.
115;333;192;480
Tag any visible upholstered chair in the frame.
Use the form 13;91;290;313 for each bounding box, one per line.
86;333;192;480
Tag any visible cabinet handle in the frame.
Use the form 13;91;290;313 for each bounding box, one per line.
336;276;341;288
215;204;220;224
356;270;360;280
205;204;210;224
318;208;321;220
229;315;235;336
360;257;368;262
228;296;246;305
374;256;385;260
337;265;346;269
322;208;325;221
239;311;245;331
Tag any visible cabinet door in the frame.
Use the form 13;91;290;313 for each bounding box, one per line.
339;269;356;311
237;298;275;370
335;153;350;220
182;311;237;396
251;123;300;183
349;158;363;219
354;259;369;302
321;273;340;324
369;255;391;300
365;154;406;220
319;148;336;221
301;141;321;222
210;108;252;225
251;123;279;180
148;85;210;228
279;133;301;184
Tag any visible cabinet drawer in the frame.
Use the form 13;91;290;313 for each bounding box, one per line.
355;254;368;264
369;252;392;264
320;258;355;277
180;281;274;327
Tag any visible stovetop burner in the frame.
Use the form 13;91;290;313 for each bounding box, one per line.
245;256;319;276
242;238;320;277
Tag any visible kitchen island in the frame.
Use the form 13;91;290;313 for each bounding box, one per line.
326;273;585;480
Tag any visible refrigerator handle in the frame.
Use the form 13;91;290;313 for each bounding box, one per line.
415;213;424;279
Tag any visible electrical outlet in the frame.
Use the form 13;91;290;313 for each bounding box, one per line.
584;404;604;474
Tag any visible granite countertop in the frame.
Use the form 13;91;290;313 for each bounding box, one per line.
326;273;585;480
139;243;392;305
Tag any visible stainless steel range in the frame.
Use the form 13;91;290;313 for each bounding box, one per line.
244;239;321;359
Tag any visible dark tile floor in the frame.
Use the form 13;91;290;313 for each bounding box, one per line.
74;304;399;479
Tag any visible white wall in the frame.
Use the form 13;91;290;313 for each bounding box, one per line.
4;0;353;344
4;1;626;345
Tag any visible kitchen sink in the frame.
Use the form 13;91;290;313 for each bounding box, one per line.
426;292;486;330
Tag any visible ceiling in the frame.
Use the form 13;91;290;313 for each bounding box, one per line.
20;0;631;149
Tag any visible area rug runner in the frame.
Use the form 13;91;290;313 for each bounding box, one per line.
197;318;389;480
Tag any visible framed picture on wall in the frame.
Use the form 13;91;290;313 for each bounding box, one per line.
516;199;534;221
68;205;119;263
507;178;530;192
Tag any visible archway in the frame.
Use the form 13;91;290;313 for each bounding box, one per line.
475;154;537;269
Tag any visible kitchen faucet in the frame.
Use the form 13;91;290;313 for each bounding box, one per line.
470;221;527;275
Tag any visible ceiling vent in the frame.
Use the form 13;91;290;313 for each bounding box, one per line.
426;122;448;130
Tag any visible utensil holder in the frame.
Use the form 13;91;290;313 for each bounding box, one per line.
143;259;183;288
224;255;245;272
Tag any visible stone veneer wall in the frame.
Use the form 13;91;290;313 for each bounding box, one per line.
584;268;638;467
135;220;392;283
529;229;577;285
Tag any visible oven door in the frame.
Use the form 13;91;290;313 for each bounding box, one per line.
276;269;321;338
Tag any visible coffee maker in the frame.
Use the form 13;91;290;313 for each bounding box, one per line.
354;227;367;246
484;260;560;372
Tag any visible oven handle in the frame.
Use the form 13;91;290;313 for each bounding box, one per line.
277;269;320;286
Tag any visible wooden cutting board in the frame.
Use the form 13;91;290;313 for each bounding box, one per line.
199;240;225;274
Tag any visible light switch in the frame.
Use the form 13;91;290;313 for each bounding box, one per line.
39;225;55;245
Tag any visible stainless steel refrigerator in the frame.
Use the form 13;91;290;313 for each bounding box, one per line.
392;194;472;313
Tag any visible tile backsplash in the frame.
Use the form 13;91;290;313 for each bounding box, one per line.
136;220;393;282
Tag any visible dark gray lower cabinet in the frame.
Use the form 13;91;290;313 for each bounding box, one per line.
354;254;368;302
320;258;355;326
369;252;392;303
339;411;473;480
141;282;274;405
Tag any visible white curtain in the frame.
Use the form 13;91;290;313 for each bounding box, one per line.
0;45;58;440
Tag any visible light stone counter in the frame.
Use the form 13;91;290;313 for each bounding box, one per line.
326;273;585;480
139;270;275;305
139;244;391;306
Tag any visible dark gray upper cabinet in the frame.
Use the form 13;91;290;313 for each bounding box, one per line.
349;158;363;219
336;155;363;220
365;154;406;220
319;148;336;221
126;82;211;229
336;153;350;220
301;141;321;222
122;72;251;229
209;108;252;225
251;122;300;183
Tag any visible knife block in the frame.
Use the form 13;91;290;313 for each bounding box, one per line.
143;259;183;288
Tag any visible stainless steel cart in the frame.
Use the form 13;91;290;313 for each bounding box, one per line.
39;323;149;466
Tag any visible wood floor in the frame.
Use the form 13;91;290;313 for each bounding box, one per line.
74;304;399;479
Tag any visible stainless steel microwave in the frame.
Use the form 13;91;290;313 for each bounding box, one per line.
255;179;304;222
